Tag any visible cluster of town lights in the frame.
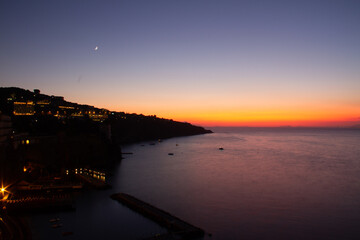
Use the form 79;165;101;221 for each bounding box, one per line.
65;168;106;181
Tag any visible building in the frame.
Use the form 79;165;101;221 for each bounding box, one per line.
34;89;40;95
13;101;35;115
34;100;51;114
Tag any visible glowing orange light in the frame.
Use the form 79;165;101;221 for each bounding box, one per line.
1;185;7;196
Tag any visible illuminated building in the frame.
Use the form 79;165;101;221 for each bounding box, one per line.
36;100;50;105
13;101;35;115
7;89;110;122
55;105;76;118
35;100;51;115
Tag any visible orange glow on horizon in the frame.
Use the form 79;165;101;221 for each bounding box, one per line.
96;98;360;128
188;119;360;128
159;109;360;127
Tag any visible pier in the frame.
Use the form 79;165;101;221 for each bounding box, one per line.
111;193;205;239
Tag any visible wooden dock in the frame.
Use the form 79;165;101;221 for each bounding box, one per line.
111;193;205;239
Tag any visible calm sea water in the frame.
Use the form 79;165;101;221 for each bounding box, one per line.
30;128;360;240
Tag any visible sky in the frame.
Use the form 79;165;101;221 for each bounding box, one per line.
1;0;360;127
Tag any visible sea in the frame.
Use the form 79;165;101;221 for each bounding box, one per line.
29;127;360;240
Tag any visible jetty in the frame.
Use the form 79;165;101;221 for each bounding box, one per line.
111;193;205;239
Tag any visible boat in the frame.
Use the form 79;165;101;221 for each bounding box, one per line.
49;218;60;223
52;223;63;228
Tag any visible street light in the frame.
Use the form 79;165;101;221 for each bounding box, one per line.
1;187;5;199
1;184;9;199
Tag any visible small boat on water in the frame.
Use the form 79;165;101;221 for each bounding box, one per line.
49;218;60;223
219;147;224;150
52;223;63;228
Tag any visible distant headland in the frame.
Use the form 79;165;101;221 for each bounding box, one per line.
0;87;212;180
0;87;212;141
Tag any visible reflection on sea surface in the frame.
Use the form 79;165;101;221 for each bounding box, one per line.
29;128;360;240
119;128;360;240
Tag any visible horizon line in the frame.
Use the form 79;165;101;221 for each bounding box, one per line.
204;125;360;129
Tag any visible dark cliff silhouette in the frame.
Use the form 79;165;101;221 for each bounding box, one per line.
0;87;211;173
0;87;211;141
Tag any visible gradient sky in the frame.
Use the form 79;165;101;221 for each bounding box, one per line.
1;0;360;127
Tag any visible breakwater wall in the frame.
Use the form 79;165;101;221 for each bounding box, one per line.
111;193;205;239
